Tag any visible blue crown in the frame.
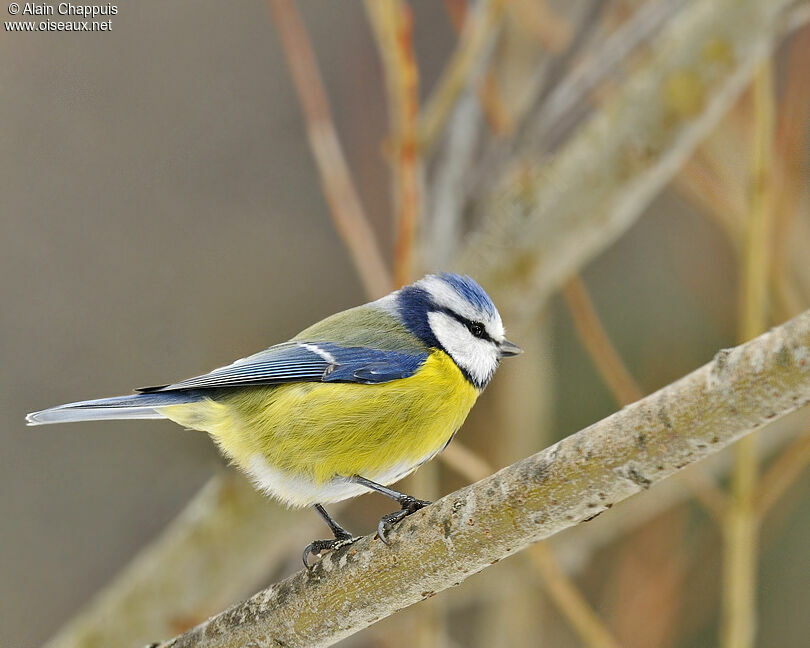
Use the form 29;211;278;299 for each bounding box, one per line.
436;273;496;316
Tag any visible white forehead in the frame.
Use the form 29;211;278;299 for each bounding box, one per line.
417;275;505;339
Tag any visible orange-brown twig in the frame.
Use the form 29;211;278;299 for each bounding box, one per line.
507;0;572;52
528;543;623;648
561;275;643;406
364;0;421;287
443;0;467;32
772;26;810;312
755;429;810;516
268;0;392;298
674;150;745;246
563;274;727;521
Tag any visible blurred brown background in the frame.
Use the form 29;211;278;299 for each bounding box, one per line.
2;1;810;647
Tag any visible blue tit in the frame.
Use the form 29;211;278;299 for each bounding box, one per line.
27;273;521;564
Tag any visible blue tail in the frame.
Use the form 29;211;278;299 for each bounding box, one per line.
26;392;201;426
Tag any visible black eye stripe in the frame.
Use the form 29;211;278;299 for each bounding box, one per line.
435;307;494;342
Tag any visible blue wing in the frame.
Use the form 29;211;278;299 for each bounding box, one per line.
137;342;429;392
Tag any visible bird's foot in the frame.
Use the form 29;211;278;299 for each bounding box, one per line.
377;496;431;545
302;532;360;569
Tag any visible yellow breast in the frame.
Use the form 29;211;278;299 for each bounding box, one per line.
160;350;479;506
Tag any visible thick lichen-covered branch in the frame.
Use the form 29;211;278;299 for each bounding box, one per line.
155;310;810;648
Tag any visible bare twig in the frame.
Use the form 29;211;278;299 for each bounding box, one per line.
772;25;810;320
506;0;572;53
440;439;493;483
364;0;422;286
465;2;608;201
442;0;467;31
156;309;810;648
418;0;504;151
462;0;801;323
680;465;728;522
525;0;685;152
268;0;392;297
674;150;745;245
561;274;728;521
755;428;810;516
722;61;775;648
528;543;623;648
561;275;644;406
426;92;484;267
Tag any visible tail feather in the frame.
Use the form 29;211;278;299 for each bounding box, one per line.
26;392;201;426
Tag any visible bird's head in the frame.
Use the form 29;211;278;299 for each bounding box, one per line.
394;273;521;389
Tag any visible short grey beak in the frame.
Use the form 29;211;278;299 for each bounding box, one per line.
498;339;523;358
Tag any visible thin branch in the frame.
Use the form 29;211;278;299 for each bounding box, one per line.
440;439;492;483
426;92;484;268
506;0;572;53
523;0;684;153
561;275;644;406
673;150;745;246
364;0;422;287
442;0;467;31
461;0;800;323
562;274;728;520
268;0;392;297
418;0;504;151
528;543;623;648
755;428;810;516
738;65;775;343
722;61;775;648
465;2;609;202
772;24;810;321
679;464;728;522
46;372;809;648
443;0;514;136
156;308;810;648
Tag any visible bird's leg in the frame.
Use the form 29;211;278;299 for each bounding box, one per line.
350;475;431;545
302;503;360;568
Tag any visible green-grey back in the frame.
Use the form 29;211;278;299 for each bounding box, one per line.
293;304;426;352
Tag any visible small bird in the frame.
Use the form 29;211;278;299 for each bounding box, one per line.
27;273;521;565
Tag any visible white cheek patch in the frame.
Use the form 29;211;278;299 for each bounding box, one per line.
428;311;499;387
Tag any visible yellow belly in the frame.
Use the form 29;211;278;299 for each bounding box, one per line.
159;350;479;506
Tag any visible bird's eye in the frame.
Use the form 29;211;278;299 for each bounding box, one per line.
468;322;486;338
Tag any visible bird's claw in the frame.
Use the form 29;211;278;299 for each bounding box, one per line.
377;496;431;545
302;534;359;569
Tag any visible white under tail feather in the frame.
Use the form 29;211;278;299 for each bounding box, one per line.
26;392;198;426
26;407;167;425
